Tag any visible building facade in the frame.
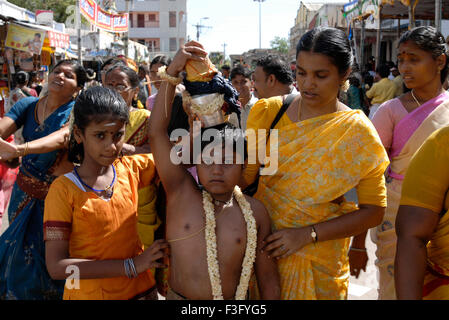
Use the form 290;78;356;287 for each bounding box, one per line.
288;2;324;62
115;0;187;58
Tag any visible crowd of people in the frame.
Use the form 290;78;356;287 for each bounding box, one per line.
0;25;448;301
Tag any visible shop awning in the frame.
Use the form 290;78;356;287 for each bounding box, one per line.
380;0;449;19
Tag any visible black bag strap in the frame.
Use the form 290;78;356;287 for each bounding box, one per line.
266;93;298;141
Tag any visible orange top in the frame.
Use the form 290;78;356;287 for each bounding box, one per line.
44;154;157;300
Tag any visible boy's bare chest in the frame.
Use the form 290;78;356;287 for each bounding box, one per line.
166;202;248;256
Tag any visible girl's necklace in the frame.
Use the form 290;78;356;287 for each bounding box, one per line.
73;165;116;199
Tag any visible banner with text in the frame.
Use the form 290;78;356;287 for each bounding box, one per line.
79;0;128;33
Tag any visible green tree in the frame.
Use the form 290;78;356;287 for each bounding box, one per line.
270;36;289;55
9;0;76;23
209;52;224;67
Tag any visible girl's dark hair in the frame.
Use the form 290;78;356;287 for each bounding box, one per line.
296;27;353;76
68;86;129;164
105;64;140;89
398;26;449;84
52;59;87;88
150;55;172;68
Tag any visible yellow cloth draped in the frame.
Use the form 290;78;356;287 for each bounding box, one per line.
372;100;449;300
125;109;151;146
251;109;389;300
125;108;160;250
400;126;449;299
424;210;449;299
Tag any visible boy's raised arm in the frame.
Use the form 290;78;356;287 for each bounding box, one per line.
148;41;207;195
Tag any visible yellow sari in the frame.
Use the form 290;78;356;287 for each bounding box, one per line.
126;109;161;250
400;126;449;299
245;98;389;299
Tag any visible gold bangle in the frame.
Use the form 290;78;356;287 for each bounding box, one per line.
157;65;183;86
22;142;29;157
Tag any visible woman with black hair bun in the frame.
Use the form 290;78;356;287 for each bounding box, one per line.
0;59;86;299
241;27;389;299
357;25;449;300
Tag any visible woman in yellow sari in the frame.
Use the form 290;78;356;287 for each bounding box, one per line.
104;65;160;250
242;27;389;300
395;126;449;299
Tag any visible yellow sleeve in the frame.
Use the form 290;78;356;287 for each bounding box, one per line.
43;177;73;241
400;127;449;213
356;161;387;207
121;154;157;189
365;84;376;99
243;97;284;185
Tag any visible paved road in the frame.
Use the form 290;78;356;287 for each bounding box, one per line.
0;189;380;300
346;188;379;300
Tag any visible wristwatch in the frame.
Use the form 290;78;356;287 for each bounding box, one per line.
310;225;318;243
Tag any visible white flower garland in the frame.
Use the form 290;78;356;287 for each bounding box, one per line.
203;185;257;300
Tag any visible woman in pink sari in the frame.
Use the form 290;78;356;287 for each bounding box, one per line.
350;26;449;299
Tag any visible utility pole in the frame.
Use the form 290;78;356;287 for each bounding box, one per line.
193;17;211;42
254;0;266;49
124;0;130;58
222;42;227;64
76;0;82;63
435;0;442;32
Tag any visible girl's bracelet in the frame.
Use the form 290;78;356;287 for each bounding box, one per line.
349;247;367;252
157;65;183;86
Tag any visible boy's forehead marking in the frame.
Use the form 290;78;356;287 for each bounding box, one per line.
103;122;117;127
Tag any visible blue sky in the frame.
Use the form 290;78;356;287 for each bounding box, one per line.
186;0;347;57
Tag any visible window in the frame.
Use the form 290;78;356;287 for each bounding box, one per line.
169;11;176;28
169;37;177;51
129;13;133;28
147;12;159;28
137;14;145;28
147;38;160;52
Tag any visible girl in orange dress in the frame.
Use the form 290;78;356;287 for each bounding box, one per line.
43;86;168;300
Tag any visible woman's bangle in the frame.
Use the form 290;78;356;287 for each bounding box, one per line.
157;65;183;86
16;142;29;158
24;142;29;156
349;247;367;252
